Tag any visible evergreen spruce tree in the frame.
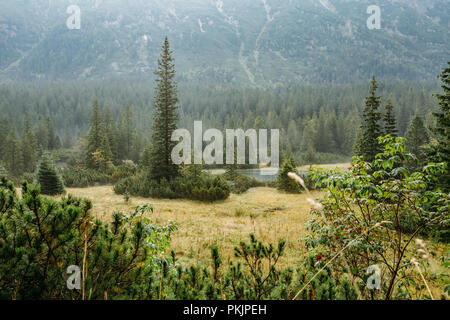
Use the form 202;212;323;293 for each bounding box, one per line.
316;110;334;153
104;106;119;164
140;145;152;168
22;114;38;173
148;37;180;182
353;127;364;156
63;126;73;149
0;163;7;178
119;105;135;160
327;114;342;153
427;62;450;190
35;116;49;150
405;113;429;164
276;156;301;193
37;154;65;195
343;112;360;156
383;99;398;137
3;131;23;177
301;118;317;163
46;118;60;150
0;119;11;162
85;100;112;169
358;76;382;161
397;104;412;137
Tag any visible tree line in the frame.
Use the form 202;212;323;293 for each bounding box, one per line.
0;78;440;170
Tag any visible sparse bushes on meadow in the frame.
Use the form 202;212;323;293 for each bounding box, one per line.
61;163;137;188
114;166;230;202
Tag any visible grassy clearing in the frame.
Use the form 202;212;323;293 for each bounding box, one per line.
63;186;322;268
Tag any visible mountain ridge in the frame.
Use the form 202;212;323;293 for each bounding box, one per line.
0;0;448;86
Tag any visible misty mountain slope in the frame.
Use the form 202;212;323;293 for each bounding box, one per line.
0;0;448;85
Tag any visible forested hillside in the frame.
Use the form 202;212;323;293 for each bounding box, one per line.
0;80;440;172
0;0;449;303
1;0;448;85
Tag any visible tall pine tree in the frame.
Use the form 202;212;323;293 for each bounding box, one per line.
148;37;180;182
358;76;382;161
3;131;23;177
118;105;135;161
383;99;398;137
405;113;429;164
46;118;61;150
22;113;38;173
85;99;112;169
0;119;11;162
104;106;119;164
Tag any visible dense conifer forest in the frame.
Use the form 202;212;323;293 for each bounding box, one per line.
0;0;449;304
0;79;441;178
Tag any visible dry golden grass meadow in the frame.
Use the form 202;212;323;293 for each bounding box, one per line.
47;161;448;296
64;185;323;268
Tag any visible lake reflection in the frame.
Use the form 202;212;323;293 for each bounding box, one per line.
236;169;279;182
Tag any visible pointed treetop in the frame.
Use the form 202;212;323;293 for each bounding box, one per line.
370;75;378;95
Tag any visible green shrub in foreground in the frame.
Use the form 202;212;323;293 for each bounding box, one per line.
307;135;449;299
1;177;361;300
0;177;176;299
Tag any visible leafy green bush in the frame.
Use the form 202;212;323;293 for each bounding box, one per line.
307;135;449;299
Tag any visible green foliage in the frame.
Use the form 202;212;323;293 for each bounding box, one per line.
1;2;448;84
148;37;180;182
224;172;265;194
61;163;136;188
405;113;429;165
21;113;38;173
61;167;113;188
358;76;383;161
117;105;136;162
427;62;450;192
0;80;440;176
0;175;364;300
37;154;65;195
277;157;302;193
159;234;360;300
85;99;113;169
2;131;23;177
6;170;443;300
0;178;176;299
114;167;230;202
308;135;449;299
233;234;286;299
383;99;398;137
0;164;7;179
